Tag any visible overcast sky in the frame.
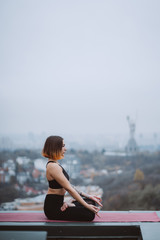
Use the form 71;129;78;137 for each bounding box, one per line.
0;0;160;137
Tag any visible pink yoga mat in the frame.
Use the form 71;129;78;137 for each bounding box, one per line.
0;212;159;222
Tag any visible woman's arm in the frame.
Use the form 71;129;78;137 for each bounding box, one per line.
48;164;100;214
71;185;102;207
71;185;90;197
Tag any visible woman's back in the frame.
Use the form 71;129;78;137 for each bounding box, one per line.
46;161;69;195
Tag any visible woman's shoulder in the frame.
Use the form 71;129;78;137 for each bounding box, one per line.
46;161;62;170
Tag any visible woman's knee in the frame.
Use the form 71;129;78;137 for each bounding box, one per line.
87;211;95;221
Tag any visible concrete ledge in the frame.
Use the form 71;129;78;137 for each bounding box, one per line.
0;211;160;240
0;231;47;240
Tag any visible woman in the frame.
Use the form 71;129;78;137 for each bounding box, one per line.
42;135;102;221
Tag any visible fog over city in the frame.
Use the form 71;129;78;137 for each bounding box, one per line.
1;0;160;144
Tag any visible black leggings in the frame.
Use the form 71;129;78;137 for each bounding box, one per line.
44;194;95;221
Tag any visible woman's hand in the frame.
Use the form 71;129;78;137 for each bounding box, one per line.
61;202;68;211
86;204;100;217
89;195;103;208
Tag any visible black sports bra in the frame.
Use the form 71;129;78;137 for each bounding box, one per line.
46;161;69;189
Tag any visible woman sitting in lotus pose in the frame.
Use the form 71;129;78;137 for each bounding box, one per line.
42;135;102;221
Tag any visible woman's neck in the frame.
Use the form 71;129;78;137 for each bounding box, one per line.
48;159;58;163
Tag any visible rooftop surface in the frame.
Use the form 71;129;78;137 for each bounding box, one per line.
0;211;160;240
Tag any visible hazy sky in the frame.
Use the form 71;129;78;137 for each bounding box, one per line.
1;0;160;137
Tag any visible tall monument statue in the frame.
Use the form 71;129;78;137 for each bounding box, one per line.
125;116;138;154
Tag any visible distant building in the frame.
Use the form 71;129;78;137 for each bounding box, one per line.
125;116;138;154
0;169;5;183
16;156;31;165
0;137;14;150
3;159;16;172
126;138;138;153
16;172;30;184
0;168;12;183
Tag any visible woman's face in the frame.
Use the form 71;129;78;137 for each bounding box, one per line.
61;140;67;158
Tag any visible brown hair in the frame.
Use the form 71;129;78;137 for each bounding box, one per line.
42;136;63;160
